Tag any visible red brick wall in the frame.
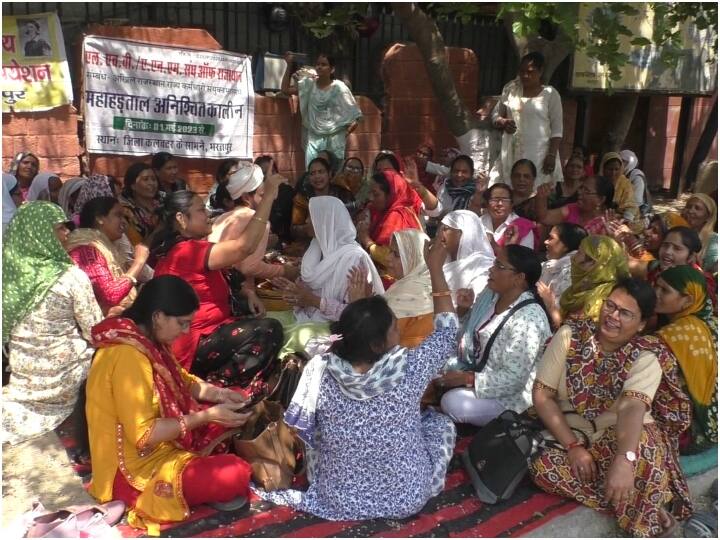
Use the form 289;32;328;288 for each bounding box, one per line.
381;43;478;157
644;96;683;190
2;105;83;177
679;93;718;182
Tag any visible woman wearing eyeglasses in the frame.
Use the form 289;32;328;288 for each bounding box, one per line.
437;245;551;426
535;175;616;237
480;183;536;249
530;277;692;537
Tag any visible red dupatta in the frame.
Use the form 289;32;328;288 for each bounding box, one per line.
91;317;228;454
369;169;423;246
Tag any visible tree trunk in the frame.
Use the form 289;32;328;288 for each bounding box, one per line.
600;94;639;155
394;3;478;137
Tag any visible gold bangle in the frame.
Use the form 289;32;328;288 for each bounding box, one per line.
177;415;188;439
431;290;452;297
366;242;376;250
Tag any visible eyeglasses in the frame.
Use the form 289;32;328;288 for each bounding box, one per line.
492;259;518;272
488;197;512;205
601;299;637;323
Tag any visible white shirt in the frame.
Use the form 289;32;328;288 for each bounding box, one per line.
480;212;534;250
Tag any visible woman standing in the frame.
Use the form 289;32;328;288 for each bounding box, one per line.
281;52;362;166
655;265;717;454
492;52;563;187
681;193;717;273
151;182;285;391
530;278;692;537
67;197;149;315
257;239;458;520
87;276;254;534
439;245;551;426
2;202;102;445
120;163;161;245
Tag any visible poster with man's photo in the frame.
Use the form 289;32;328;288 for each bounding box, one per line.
1;12;73;112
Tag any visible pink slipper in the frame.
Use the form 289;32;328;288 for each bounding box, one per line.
26;500;126;538
68;500;126;527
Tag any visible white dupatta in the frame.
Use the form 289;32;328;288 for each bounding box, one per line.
297;196;384;322
384;229;432;318
441;210;495;296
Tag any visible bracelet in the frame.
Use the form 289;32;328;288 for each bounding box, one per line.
431;290;452;297
177;415;188;440
366;242;376;251
124;274;137;286
252;216;267;224
565;439;585;451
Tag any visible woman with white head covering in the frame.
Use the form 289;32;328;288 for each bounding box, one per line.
26;172;62;203
271;196;384;357
438;210;495;297
2;173;21;233
57;177;86;218
209;163;299;314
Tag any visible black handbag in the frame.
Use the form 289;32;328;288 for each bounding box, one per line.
462;410;544;504
463;410;590;504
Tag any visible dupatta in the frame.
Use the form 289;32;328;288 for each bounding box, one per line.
369;170;423;246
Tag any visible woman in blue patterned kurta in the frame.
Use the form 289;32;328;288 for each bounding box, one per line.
255;238;458;520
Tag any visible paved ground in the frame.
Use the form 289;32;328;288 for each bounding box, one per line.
526;468;718;537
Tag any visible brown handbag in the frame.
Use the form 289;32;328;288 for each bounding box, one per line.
232;400;301;491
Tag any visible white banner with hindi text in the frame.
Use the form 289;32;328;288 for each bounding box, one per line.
82;36;254;158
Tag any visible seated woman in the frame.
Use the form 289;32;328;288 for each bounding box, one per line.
333;156;368;212
439;245;551;426
270;196;384;357
67;197;149;316
549;155;584;208
291;157;353;241
413;154;478;217
599;152;640;223
256;239;458;520
537;223;588;329
255;155;296;245
26;172;62;203
439;209;495;297
530;278;692;537
558;235;629;324
206;158;241;217
8;151;40;201
57;176;87;218
86;275;254;534
152;184;284;391
2;173;21;233
152;151;187;200
2;202;102;446
655;265;718;455
536;175;616;236
209;164;299;287
119;163;161;245
357;169;423;272
508;159;540;221
617;211;689;266
480;183;535;249
681;193;717;273
349;228;434;348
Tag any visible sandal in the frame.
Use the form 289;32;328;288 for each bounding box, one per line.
26;500;126;538
683;511;718;538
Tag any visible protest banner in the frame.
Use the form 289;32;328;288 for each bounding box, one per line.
1;12;73;112
82;36;254;159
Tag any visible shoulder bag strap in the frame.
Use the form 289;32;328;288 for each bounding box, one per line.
475;298;539;373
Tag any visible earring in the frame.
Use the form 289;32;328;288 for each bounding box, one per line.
98;220;104;225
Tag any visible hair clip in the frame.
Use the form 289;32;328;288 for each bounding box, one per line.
327;334;344;343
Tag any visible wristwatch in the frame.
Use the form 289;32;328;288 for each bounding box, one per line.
623;450;637;464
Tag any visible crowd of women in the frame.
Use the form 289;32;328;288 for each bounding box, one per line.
2;50;717;538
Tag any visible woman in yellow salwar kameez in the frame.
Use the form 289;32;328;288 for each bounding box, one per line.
86;276;254;534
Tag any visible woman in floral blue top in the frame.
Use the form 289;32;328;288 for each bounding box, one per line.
256;238;458;520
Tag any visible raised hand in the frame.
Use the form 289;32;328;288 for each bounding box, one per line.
346;265;371;302
536;182;554;200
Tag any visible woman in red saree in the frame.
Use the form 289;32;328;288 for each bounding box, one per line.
357;169;423;273
86;276;254;534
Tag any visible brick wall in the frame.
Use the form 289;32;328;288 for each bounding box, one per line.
381;43;478;157
644;96;683;190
